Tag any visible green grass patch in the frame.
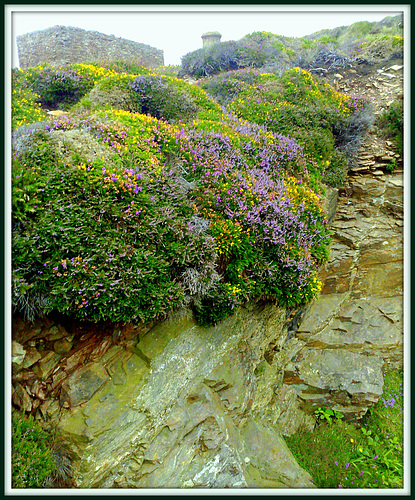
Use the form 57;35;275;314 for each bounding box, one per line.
284;370;404;489
12;412;55;488
376;100;403;157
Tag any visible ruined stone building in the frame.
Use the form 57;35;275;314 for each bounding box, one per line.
16;25;164;69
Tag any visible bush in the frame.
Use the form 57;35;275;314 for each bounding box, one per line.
23;67;95;110
376;100;403;157
12;114;211;323
180;39;270;79
13;64;345;327
333;102;375;167
77;83;140;113
12;412;55;488
12;99;330;325
12;69;47;129
194;282;241;326
129;74;198;121
202;67;370;188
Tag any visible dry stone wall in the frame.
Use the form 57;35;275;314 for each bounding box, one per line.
16;25;164;69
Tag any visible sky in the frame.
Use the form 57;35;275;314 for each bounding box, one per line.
7;5;405;67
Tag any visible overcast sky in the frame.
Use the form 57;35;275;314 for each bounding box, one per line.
8;5;404;67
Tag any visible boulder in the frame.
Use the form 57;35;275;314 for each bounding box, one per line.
12;341;26;367
22;347;42;369
12;382;32;412
32;351;62;380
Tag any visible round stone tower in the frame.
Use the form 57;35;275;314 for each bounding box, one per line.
201;31;222;48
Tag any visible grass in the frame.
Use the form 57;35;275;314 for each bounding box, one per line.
284;369;404;489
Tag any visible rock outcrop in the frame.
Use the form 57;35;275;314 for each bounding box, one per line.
276;130;403;420
12;304;315;488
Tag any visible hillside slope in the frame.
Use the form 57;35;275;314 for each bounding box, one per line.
12;61;371;328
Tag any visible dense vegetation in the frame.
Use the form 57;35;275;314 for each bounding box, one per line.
285;370;404;489
199;67;371;188
12;412;55;487
12;412;74;488
180;15;403;79
376;99;404;157
12;57;371;327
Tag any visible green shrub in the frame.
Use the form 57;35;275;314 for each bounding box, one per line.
194;282;241;326
11;123;204;323
12;69;47;129
180;39;270;78
208;67;370;188
12;412;55;488
244;31;275;43
356;36;404;63
318;35;338;46
11;106;330;325
129;74;198;121
23;67;95;110
11;130;55;220
343;20;372;39
301;38;316;50
322;148;348;187
76;83;140;113
376;100;403;157
12;64;336;326
333;103;375;168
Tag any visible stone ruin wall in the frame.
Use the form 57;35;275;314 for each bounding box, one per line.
16;25;164;69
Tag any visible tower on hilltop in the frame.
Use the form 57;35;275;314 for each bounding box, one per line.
201;31;222;48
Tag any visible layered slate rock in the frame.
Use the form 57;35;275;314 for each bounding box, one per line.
15;304;314;488
278;171;403;420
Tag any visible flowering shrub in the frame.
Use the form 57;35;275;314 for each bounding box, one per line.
200;67;370;188
22;66;96;110
11;62;336;326
180;40;270;78
12;62;146;120
129;74;198;121
12;69;47;129
12;104;329;326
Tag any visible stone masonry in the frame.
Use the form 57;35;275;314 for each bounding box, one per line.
201;32;222;48
16;25;164;69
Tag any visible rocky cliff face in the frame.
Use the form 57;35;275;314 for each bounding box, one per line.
274;64;404;423
11;64;404;489
279;171;403;422
13;304;315;488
